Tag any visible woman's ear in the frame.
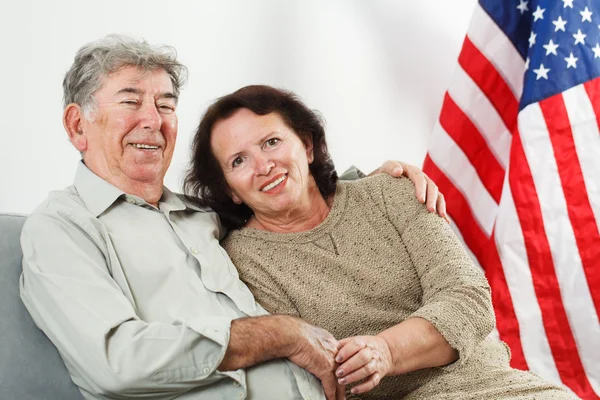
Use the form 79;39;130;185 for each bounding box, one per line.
230;191;243;204
302;134;314;164
63;104;88;152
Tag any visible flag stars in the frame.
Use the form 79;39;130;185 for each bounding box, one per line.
563;0;574;8
517;0;529;15
529;32;537;48
533;64;550;80
573;29;587;45
593;44;600;58
553;16;567;32
543;39;559;56
580;7;593;23
533;6;546;21
564;53;578;68
525;57;530;71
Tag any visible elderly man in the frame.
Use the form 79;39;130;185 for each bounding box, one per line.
20;35;446;400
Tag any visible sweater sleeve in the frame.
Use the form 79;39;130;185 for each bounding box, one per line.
376;175;495;369
223;236;301;318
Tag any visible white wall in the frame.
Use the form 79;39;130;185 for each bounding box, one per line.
0;0;477;214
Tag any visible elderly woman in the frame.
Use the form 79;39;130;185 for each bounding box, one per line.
184;85;576;400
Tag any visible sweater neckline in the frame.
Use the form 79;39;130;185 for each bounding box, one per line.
227;182;348;243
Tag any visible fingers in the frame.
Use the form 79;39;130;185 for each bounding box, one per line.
368;160;404;177
321;373;340;400
437;193;450;223
338;354;377;385
336;337;366;364
403;164;427;203
336;381;347;400
349;372;382;395
425;178;439;212
337;345;377;384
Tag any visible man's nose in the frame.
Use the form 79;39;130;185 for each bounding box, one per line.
140;102;162;130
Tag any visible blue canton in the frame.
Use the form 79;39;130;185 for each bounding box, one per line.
480;0;600;109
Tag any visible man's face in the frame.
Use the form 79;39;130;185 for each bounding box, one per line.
79;66;178;191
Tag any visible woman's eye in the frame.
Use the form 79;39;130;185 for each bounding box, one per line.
232;157;244;167
265;138;280;147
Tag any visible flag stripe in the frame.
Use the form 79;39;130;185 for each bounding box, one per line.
568;82;600;242
423;156;528;370
494;181;561;380
447;66;512;168
584;78;600;137
427;124;497;236
459;37;519;132
467;3;525;99
439;93;504;203
508;127;598;399
539;94;600;319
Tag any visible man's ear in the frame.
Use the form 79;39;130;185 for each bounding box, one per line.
63;104;88;152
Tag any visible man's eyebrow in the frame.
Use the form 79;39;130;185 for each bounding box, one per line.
115;87;178;100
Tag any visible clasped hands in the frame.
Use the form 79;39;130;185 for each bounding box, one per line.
288;317;393;400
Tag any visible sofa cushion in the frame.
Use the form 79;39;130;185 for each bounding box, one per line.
0;213;83;399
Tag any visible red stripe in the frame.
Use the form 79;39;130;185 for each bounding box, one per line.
539;94;600;321
423;155;528;370
459;36;519;132
439;93;505;203
509;130;598;399
584;77;600;135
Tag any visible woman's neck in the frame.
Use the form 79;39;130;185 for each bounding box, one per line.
248;183;334;233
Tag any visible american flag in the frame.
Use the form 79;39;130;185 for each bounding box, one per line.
422;0;600;398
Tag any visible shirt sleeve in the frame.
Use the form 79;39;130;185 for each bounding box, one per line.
19;207;235;398
376;175;495;369
338;165;366;181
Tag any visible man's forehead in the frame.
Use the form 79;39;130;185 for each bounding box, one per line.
102;66;174;94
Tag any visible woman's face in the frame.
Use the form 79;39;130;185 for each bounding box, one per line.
210;108;315;218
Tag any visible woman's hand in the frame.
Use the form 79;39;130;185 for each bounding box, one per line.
334;335;393;395
369;160;449;223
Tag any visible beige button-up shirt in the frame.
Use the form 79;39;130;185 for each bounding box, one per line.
20;162;324;400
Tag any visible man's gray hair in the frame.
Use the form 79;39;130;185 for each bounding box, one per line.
63;34;188;118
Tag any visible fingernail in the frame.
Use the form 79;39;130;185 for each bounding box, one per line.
351;388;357;394
336;369;344;376
393;167;402;175
338;378;347;384
336;355;342;362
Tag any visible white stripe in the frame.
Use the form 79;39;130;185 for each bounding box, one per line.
519;103;600;395
428;123;498;236
447;66;512;169
494;179;561;385
447;216;501;342
467;3;525;99
562;84;600;235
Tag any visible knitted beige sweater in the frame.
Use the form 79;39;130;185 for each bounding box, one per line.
223;175;576;399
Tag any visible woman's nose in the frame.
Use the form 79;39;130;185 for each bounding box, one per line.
255;156;275;175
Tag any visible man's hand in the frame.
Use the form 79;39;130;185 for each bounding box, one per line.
287;318;345;400
334;335;393;395
369;160;449;223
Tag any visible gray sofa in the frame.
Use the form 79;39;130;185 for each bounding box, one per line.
0;213;83;399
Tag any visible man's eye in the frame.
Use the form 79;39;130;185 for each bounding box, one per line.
158;104;175;113
265;138;280;147
122;100;138;105
232;157;244;167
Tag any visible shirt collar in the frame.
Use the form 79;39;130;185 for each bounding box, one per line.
73;161;190;217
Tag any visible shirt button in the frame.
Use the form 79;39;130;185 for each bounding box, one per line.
126;197;136;204
233;381;240;387
239;394;244;399
202;367;209;374
190;247;199;254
